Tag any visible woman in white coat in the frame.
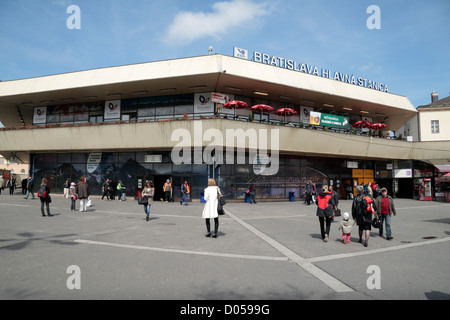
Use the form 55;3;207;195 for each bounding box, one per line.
202;179;222;238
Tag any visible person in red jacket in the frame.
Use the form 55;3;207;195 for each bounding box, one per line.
316;185;336;242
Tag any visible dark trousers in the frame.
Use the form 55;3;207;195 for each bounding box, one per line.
319;216;332;239
305;193;312;205
205;218;219;234
71;198;76;211
101;190;109;199
165;191;171;202
40;198;51;216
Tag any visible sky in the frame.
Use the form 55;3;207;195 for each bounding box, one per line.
0;0;449;109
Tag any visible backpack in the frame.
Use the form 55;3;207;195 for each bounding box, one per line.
37;185;47;198
362;195;375;215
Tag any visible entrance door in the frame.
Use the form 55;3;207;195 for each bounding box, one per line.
135;176;155;199
172;176;192;203
154;175;172;202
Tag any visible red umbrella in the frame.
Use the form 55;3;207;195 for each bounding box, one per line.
274;108;298;123
223;100;248;109
251;104;274;122
352;120;373;129
371;123;387;130
223;100;248;119
251;104;274;113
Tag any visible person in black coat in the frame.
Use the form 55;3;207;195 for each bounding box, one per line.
352;185;377;247
316;185;336;242
38;178;53;217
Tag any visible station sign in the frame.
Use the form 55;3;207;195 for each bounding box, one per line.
234;47;389;93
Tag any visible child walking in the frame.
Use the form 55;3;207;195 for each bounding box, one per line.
338;212;355;244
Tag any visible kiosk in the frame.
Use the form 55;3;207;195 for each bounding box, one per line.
419;178;433;201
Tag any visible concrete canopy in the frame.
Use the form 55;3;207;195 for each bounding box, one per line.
0;54;417;130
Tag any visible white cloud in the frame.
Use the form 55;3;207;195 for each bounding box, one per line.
162;0;271;45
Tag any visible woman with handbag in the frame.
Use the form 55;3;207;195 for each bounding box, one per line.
141;182;155;222
202;179;222;238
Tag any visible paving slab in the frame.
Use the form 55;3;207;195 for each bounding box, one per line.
1;193;449;301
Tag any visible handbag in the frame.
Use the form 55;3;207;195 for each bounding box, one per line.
372;216;381;229
334;208;341;217
217;189;225;215
138;196;148;205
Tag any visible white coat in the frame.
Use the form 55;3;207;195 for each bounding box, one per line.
202;186;222;219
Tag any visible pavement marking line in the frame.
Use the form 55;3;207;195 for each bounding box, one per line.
224;209;354;293
307;237;450;263
74;239;288;262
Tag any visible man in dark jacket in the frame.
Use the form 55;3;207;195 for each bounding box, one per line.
316;185;336;242
75;176;90;212
375;187;396;240
24;176;35;199
352;185;377;247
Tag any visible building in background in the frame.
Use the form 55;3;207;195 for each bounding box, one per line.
1;54;449;201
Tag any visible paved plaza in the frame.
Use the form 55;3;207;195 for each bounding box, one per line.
1;192;449;301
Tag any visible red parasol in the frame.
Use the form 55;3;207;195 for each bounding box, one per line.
223;100;248;109
371;123;387;130
251;104;274;123
251;104;274;113
352;120;373;129
223;100;248;119
274;108;298;123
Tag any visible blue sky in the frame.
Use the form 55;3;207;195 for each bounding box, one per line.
0;0;449;108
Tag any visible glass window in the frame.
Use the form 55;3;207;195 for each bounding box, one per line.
193;175;208;187
60;105;75;123
431;120;440;134
119;153;136;163
122;99;138;110
138;97;155;107
72;153;87;164
174;105;194;115
192;164;208;174
74;104;89;123
103;153;118;164
156;106;174;119
154;163;172;175
121;100;138;121
138;107;155;120
58;154;71;163
47;106;61;123
72;163;86;176
102;163;119;176
173;164;192;174
45;154;58;163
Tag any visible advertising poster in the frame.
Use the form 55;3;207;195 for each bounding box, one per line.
33;107;47;124
310;111;349;129
194;93;215;114
104;100;121;120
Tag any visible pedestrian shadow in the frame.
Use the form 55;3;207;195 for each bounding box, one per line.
309;233;323;240
422;218;450;224
0;233;79;251
424;290;450;300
